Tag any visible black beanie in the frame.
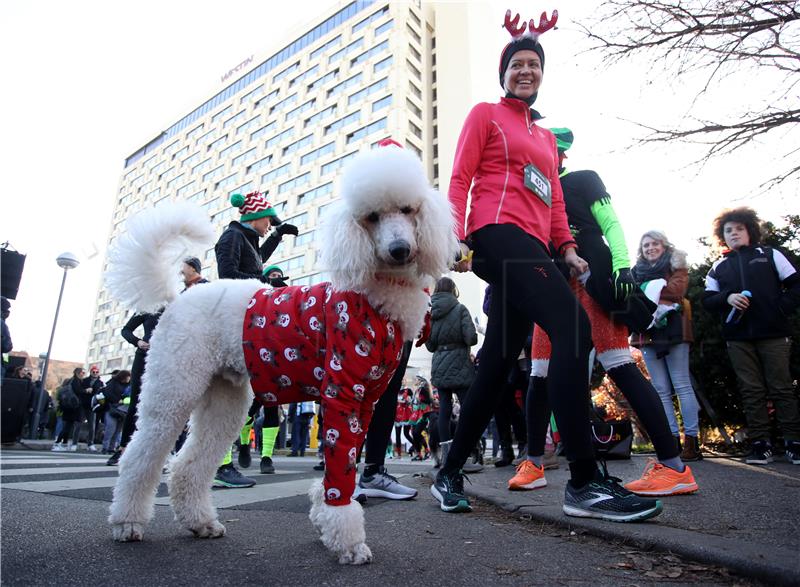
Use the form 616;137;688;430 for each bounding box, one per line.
499;37;545;88
183;257;201;274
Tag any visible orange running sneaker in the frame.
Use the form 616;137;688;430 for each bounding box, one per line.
624;459;698;496
508;460;547;490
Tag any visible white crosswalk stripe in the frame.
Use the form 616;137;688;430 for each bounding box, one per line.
2;458;112;466
0;451;318;507
153;479;314;508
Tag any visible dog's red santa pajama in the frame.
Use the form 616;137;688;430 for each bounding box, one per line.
242;282;404;506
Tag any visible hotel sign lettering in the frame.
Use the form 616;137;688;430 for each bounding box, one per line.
221;55;254;83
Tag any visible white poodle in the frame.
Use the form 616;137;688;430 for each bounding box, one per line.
105;145;456;564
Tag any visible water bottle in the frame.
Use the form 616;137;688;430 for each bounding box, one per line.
726;290;752;324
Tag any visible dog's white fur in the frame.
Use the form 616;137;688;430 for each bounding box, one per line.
105;146;456;564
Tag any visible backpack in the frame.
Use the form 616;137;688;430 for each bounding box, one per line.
59;386;80;411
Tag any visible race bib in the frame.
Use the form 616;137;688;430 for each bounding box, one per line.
523;163;551;208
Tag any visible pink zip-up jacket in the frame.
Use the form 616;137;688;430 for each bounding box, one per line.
448;97;575;252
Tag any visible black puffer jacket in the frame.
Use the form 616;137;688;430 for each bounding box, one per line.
702;245;800;341
102;379;127;407
215;221;282;281
425;292;478;389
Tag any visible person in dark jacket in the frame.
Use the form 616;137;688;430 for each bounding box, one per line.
180;257;209;291
106;310;162;466
214;191;298;281
66;367;91;447
78;365;105;450
1;297;12;376
262;265;290;288
213;190;297;486
101;370;131;453
53;375;82;451
516;130;698;495
702;207;800;466
426;277;478;467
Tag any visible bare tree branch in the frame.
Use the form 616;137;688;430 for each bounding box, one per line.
580;0;800;188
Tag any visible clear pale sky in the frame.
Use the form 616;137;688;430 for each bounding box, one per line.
1;0;796;363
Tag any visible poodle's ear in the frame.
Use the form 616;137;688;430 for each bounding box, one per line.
415;188;459;279
320;202;376;291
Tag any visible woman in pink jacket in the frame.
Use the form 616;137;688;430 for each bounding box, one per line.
430;11;663;523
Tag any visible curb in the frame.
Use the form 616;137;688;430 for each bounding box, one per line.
427;470;800;587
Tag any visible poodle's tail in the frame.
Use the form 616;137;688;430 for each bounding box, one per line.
105;202;215;312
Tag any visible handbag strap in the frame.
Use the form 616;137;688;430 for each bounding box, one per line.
591;423;614;444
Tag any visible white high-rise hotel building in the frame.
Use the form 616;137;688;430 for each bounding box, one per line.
87;0;495;374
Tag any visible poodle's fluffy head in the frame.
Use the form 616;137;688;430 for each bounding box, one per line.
321;146;457;292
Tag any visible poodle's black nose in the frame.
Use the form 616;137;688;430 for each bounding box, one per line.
388;240;411;262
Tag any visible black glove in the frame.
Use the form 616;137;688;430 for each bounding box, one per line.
612;268;636;302
275;223;299;237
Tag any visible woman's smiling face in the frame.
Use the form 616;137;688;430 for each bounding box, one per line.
503;50;542;100
641;236;665;263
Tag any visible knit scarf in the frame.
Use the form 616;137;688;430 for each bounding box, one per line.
632;250;673;283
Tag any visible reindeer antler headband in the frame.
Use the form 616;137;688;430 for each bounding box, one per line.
503;9;558;40
498;8;558;89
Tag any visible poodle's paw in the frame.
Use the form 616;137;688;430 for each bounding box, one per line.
190;519;226;539
338;542;372;565
112;522;144;542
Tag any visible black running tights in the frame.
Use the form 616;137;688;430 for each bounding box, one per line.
527;364;680;461
362;341;412;469
437;387;467;443
442;224;597;486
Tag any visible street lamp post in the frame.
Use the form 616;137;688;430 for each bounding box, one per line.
28;252;79;439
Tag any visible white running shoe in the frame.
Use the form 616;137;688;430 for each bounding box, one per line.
358;466;417;500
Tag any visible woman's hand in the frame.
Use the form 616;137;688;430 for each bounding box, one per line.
454;242;473;273
137;340;150;351
564;248;588;276
727;293;751;311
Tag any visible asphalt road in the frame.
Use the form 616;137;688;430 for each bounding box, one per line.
1;449;763;586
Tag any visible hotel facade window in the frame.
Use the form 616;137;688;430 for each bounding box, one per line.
96;0;443;372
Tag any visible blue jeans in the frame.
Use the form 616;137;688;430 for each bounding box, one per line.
641;343;700;436
291;414;311;455
103;411;124;451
